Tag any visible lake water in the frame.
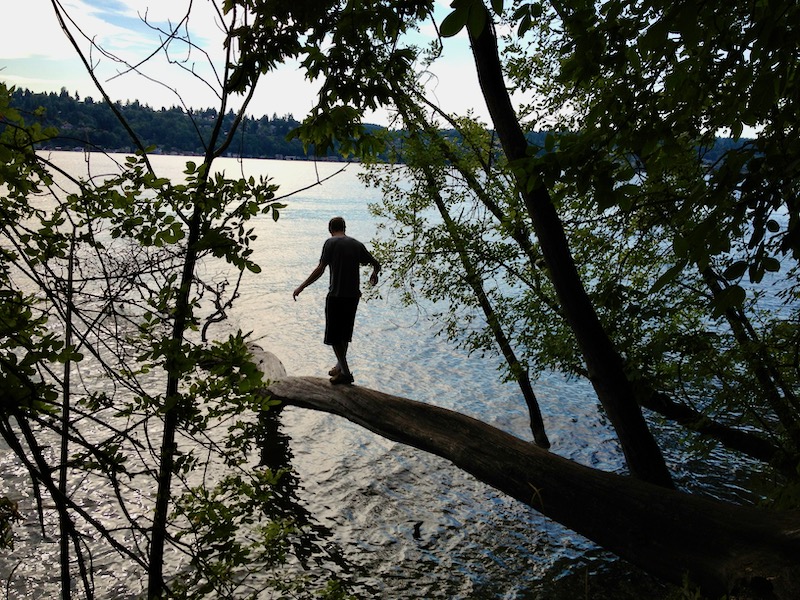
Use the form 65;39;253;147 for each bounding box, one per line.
1;151;759;598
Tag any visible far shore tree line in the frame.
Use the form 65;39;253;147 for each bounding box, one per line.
8;86;745;164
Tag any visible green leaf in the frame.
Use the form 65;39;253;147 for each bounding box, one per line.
517;13;532;36
650;260;687;294
711;285;746;318
156;222;185;246
672;235;689;258
441;7;469;37
722;260;747;280
748;262;765;284
763;256;781;272
467;4;488;38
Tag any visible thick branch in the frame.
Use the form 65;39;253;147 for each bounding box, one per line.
266;375;800;600
642;390;784;467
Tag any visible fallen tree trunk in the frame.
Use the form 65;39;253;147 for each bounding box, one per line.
261;366;800;599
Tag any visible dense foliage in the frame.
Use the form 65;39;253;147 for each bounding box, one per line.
0;78;360;598
1;4;364;592
356;0;800;497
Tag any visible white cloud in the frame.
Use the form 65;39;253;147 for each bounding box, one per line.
1;0;489;126
1;0;74;60
2;0;227;107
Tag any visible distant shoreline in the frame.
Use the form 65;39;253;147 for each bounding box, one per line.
37;147;359;163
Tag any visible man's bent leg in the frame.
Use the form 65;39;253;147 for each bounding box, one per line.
332;341;350;378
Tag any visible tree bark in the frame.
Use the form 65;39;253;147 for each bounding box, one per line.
265;374;800;600
467;16;673;488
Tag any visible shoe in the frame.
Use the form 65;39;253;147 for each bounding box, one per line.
328;365;341;377
330;372;354;385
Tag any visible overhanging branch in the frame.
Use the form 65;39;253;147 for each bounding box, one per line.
265;373;800;599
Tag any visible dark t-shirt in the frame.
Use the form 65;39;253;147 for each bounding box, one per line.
320;235;376;298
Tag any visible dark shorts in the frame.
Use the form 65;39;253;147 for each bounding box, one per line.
324;296;360;345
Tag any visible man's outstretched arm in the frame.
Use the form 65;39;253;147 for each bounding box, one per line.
293;262;326;300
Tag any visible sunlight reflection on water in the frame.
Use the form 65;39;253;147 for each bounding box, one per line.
0;152;762;599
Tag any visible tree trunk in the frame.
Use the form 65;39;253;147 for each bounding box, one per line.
263;373;800;599
467;16;673;488
410;134;550;448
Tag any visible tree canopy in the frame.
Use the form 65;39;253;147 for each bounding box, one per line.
352;0;800;492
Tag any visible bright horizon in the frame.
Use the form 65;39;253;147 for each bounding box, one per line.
1;0;492;127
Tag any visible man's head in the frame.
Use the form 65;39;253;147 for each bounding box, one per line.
328;216;346;234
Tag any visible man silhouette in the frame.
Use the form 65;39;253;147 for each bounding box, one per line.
293;216;380;385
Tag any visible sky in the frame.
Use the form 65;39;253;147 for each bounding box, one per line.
0;0;490;127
